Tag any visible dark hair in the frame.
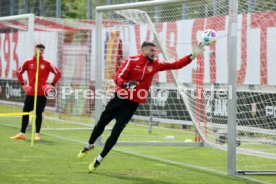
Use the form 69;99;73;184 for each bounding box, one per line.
35;43;45;49
141;41;156;49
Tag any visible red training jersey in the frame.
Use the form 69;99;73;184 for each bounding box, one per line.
16;56;61;96
114;54;192;104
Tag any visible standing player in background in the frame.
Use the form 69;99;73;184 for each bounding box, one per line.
78;41;205;173
10;43;61;141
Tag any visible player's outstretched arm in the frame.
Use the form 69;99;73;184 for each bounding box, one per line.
157;42;205;71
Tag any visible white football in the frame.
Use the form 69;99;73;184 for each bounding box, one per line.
201;29;217;46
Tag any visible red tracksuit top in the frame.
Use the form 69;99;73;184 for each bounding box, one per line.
16;56;61;96
114;54;192;104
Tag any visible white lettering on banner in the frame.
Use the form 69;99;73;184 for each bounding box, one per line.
251;103;257;117
214;99;228;117
266;106;276;118
5;83;21;99
204;90;229;118
205;97;212;118
266;106;273;116
153;90;169;107
152;110;167;116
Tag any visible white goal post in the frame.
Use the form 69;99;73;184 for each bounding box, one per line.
95;0;276;176
0;13;35;63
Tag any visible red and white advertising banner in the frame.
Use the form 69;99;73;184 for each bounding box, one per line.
0;31;58;80
122;12;276;85
1;12;276;85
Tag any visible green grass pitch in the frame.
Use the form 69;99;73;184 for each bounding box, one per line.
1;104;276;183
1;119;276;184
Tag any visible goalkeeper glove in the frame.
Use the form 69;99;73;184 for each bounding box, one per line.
21;83;32;93
190;42;205;60
123;80;138;89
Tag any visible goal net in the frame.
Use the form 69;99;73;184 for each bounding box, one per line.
95;0;276;175
0;14;95;131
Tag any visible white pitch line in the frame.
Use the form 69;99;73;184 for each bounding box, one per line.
0;123;272;184
114;149;272;184
0;123;274;183
41;132;270;184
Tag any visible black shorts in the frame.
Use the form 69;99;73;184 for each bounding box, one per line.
23;96;47;112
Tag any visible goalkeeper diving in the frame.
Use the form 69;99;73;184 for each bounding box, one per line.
78;41;205;173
